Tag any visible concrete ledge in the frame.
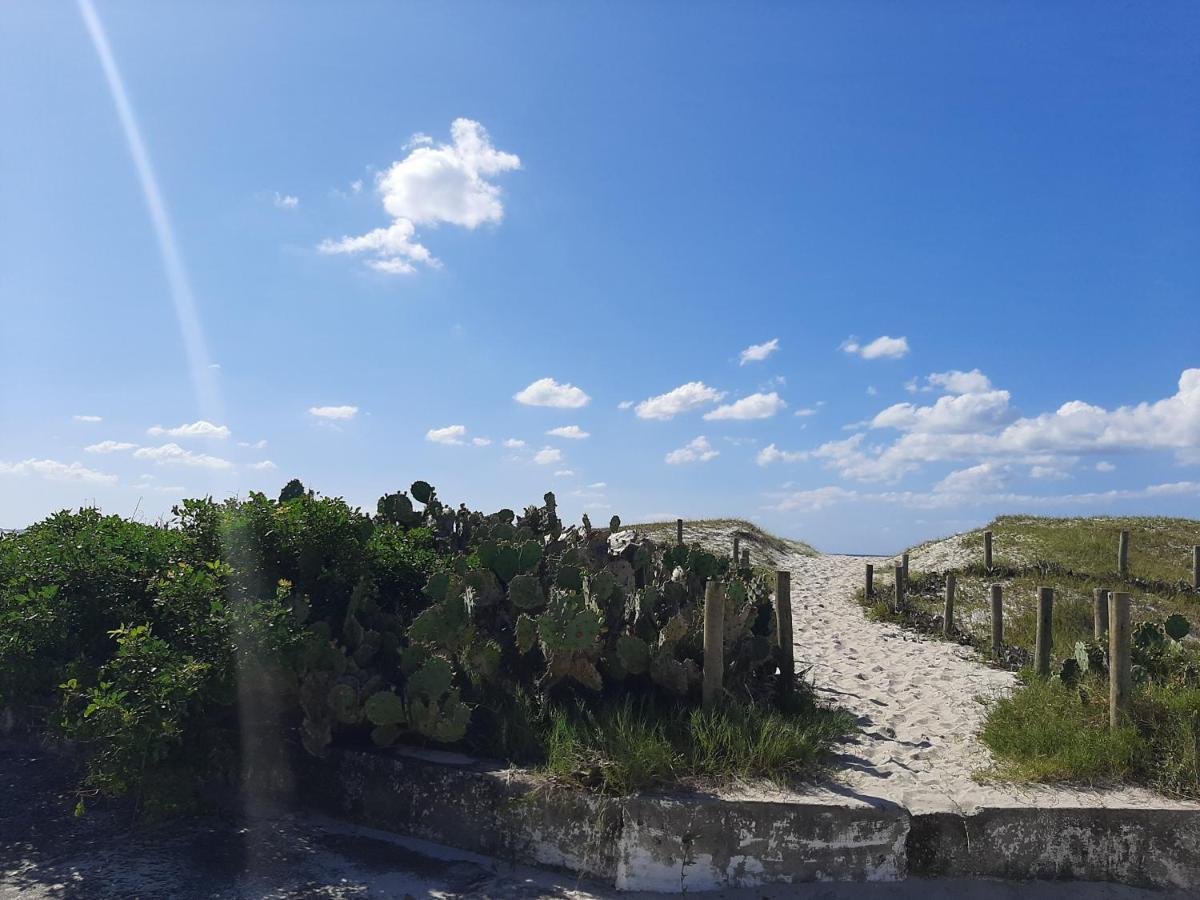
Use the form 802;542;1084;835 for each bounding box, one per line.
908;806;1200;889
265;744;1200;893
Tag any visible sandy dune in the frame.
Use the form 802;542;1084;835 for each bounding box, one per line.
645;523;1199;815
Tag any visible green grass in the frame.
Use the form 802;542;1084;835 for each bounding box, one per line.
537;695;855;795
980;674;1200;799
962;514;1200;584
979;675;1143;784
894;516;1200;666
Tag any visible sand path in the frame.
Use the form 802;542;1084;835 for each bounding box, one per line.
781;549;1194;814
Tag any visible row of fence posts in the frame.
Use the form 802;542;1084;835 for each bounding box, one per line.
863;522;1200;731
675;519;795;709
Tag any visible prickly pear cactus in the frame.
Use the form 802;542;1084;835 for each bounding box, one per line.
537;593;603;653
616;634;650;674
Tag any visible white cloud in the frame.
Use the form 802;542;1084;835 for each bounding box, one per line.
1096;461;1116;473
309;405;359;420
756;444;807;466
794;407;819;418
546;425;589;440
871;390;1014;434
85;440;137;454
132;443;233;470
554;469;574;477
350;179;363;194
703;392;786;421
588;482;606;489
319;118;519;275
739;338;779;365
503;438;526;448
427;425;467;445
866;386;878;397
472;437;492;446
0;458;117;484
238;439;268;450
514;378;590;409
665;436;719;465
770;480;1200;513
534;447;563;465
147;420;230;440
250;460;278;470
809;369;1200;484
933;462;1011;494
273;192;299;209
1030;465;1070;480
842;335;910;360
636;382;725;420
926;369;992;395
617;400;634;410
73;414;102;423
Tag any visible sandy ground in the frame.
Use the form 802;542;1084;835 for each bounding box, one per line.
745;534;1199;815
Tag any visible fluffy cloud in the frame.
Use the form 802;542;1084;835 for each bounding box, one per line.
756;444;807;466
0;458;117;484
546;425;589;440
925;369;992;394
73;415;102;423
703;392;786;421
617;400;634;410
842;335;910;360
810;369;1200;484
554;469;574;477
871;390;1014;434
739;338;779;365
514;378;590;409
636;382;725;420
132;443;233;470
273;192;299;209
319;118;520;275
503;438;526;448
426;425;467;445
472;437;492;446
250;460;278;470
534;447;563;465
933;462;1011;494
770;480;1200;513
238;439;268;450
309;405;359;420
1096;461;1116;473
85;440;137;454
147;420;230;440
665;436;719;464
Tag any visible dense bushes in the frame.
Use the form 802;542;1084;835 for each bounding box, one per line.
0;480;837;812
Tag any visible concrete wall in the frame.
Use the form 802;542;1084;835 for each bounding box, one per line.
262;744;1200;893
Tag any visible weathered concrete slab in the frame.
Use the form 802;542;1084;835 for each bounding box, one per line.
615;795;906;891
259;744;1200;893
908;806;1200;890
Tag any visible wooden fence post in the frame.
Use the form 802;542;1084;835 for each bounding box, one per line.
865;563;874;601
943;573;956;636
1193;546;1199;590
990;583;1004;656
1109;591;1131;728
984;530;993;570
774;571;794;697
1034;587;1054;677
741;548;750;568
1093;588;1110;641
894;565;905;611
703;580;725;709
1118;530;1130;578
732;535;740;565
901;552;910;582
676;518;683;546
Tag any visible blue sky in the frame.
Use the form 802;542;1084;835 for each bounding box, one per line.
1;2;1198;552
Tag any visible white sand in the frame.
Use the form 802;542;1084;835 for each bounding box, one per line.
645;524;1200;816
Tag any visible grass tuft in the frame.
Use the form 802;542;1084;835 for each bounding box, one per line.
539;695;854;794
